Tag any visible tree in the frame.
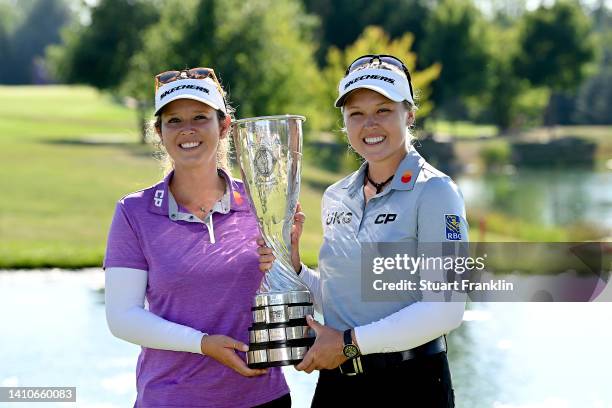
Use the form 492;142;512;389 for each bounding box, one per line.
47;0;160;142
515;1;594;91
123;0;324;135
419;0;492;120
322;26;441;155
0;20;9;83
303;0;431;66
475;0;527;25
483;51;523;131
0;0;29;34
465;21;538;133
514;1;595;127
48;0;159;89
574;2;612;125
574;69;612;125
2;0;69;84
0;0;23;82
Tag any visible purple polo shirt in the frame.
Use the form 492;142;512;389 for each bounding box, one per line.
104;170;288;408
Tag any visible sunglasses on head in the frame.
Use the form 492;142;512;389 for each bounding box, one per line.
155;67;224;93
155;67;226;111
346;54;414;99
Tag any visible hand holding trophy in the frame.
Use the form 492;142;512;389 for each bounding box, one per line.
232;115;315;368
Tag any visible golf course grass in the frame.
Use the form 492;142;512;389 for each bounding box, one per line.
0;85;340;268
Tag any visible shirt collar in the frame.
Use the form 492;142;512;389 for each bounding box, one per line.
341;148;426;197
167;187;230;222
221;168;250;213
148;168;249;216
388;148;426;191
343;161;369;198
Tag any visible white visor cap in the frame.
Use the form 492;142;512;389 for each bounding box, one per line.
335;67;414;108
154;77;226;116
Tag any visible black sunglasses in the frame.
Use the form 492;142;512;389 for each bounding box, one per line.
346;54;414;99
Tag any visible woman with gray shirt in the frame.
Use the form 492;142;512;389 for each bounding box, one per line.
258;55;468;407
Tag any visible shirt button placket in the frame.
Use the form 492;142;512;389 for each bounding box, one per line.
203;214;216;244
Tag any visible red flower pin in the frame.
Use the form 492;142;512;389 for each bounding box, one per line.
401;171;412;184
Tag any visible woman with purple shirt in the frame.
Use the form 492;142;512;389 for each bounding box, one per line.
103;68;290;407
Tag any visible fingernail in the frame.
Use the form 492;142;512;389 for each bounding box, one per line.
306;314;313;321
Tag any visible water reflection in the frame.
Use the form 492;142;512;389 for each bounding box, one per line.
450;303;612;408
0;270;317;408
1;271;611;408
457;169;612;231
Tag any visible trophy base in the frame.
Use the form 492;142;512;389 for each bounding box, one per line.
247;337;316;369
247;360;303;369
247;290;315;369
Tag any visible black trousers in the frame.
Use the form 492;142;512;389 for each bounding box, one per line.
311;352;454;407
252;393;291;408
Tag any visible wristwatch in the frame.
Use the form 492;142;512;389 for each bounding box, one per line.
342;328;361;359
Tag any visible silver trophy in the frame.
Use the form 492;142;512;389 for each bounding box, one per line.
232;115;315;368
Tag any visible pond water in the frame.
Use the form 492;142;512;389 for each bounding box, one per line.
457;168;612;233
1;270;611;408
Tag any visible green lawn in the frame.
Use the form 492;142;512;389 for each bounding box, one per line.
424;120;498;138
0;86;154;267
424;120;611;149
0;85;335;268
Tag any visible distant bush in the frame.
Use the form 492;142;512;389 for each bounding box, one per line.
468;210;606;242
480;141;510;170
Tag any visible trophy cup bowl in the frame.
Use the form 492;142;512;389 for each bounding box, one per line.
232;115;315;368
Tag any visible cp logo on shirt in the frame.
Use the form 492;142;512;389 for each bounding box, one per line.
445;214;462;240
374;213;397;224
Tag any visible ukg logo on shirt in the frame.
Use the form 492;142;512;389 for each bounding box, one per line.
326;211;353;225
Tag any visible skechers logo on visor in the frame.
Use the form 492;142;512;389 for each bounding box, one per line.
344;74;395;90
160;84;209;100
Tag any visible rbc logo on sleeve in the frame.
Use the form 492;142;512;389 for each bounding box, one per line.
445;215;462;241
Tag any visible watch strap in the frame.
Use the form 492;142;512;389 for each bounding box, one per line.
343;329;352;347
342;328;361;359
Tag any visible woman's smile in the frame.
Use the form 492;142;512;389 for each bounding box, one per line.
178;141;202;150
363;135;386;145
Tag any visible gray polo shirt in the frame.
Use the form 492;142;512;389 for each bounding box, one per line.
316;148;469;332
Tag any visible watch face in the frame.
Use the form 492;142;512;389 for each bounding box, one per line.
343;345;359;359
